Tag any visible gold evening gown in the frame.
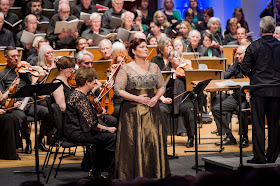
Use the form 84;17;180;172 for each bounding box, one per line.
114;62;170;180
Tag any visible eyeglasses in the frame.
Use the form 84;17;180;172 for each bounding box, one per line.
83;61;94;65
124;16;133;19
8;54;20;58
60;11;70;14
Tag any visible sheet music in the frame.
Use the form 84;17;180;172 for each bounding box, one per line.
19;97;30;111
215;80;249;88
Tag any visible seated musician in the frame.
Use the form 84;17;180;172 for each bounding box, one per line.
211;45;250;147
158;49;195;147
0;80;21;160
37;45;56;72
27;37;50;65
81;13;110;46
201;32;221;57
227;27;248;45
98;39;113;60
109;50;133;119
76;50;118;127
47;3;79;49
0;46;50;153
51;56;75;112
64;67;116;178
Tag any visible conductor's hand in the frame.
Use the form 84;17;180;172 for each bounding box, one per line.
136;94;151;106
148;96;159;107
107;127;117;133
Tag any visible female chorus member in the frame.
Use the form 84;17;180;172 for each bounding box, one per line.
114;38;170;180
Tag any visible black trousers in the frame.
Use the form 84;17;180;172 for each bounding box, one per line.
69;131;116;178
13;104;49;141
250;96;280;163
212;95;249;136
159;101;195;139
0;113;21;160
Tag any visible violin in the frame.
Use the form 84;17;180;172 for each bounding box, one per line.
4;69;19;110
17;63;41;77
98;56;126;115
68;73;76;87
175;63;193;78
87;94;103;114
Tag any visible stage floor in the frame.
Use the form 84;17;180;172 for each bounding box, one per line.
0;114;268;185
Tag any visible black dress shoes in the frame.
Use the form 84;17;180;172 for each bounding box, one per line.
241;137;249;148
211;129;218;134
25;142;32;154
247;157;266;164
215;137;237;146
177;132;187;136
186;138;194;148
38;142;49;152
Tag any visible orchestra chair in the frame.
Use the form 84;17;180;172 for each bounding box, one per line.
85;46;103;61
182;52;200;61
147;45;157;62
45;103;96;184
91;60;112;83
53;49;75;58
222;45;239;66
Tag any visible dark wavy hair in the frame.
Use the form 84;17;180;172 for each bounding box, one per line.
128;38;147;59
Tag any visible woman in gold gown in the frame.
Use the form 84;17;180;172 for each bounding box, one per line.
114;38;170;180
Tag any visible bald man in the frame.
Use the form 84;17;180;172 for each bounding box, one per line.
212;45;250;148
15;14;43;60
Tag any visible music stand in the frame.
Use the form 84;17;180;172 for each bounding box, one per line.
161;71;178;159
12;82;62;182
181;79;212;173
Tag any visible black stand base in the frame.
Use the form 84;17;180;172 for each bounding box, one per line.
168;154;179;159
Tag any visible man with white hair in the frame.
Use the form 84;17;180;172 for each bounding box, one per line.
186;29;206;55
120;11;139;31
47;3;79;49
82;13;110;46
102;0;126;30
0;12;15;46
73;0;98;19
98;39;113;60
242;16;280;164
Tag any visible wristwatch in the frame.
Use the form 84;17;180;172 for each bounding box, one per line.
105;127;108;132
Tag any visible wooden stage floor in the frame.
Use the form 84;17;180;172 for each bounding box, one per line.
0;114;258;170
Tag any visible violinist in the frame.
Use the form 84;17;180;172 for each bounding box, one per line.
0;46;50;154
76;50;118;128
51;56;75;112
109;50;133;118
0;79;21;160
37;45;56;72
158;49;195;148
